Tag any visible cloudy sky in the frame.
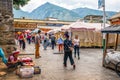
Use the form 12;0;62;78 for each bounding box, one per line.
21;0;120;12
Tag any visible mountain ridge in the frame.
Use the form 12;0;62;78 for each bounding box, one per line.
13;2;117;21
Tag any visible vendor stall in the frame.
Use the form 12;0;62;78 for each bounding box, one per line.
67;22;109;47
101;25;120;70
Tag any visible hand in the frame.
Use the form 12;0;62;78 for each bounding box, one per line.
69;47;73;51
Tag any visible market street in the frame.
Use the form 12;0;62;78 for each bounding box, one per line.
0;43;120;80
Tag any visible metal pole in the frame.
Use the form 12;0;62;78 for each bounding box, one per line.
103;0;106;28
102;0;106;51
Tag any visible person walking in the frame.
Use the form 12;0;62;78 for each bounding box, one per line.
63;34;75;69
57;34;64;52
18;33;26;50
35;30;41;59
27;33;31;44
73;35;80;60
51;34;56;50
43;33;49;50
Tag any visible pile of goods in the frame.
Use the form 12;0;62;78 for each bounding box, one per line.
20;57;34;66
16;57;41;78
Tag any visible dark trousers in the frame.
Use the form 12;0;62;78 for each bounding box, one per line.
51;41;55;50
74;45;80;57
8;62;23;69
27;38;31;44
19;40;22;48
64;51;74;65
22;40;25;50
19;40;25;50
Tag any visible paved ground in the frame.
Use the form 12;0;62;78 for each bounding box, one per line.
0;43;120;80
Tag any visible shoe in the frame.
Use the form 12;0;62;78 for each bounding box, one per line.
63;64;67;67
74;56;76;58
35;56;41;59
78;57;80;60
73;65;75;69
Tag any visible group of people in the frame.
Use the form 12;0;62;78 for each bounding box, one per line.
15;31;35;50
63;32;80;69
34;30;80;69
0;30;80;70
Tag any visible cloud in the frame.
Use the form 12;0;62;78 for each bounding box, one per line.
105;0;120;12
20;0;120;12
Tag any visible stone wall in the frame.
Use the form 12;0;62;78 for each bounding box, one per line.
0;0;16;57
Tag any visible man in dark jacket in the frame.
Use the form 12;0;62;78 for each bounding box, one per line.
63;34;75;69
51;34;56;50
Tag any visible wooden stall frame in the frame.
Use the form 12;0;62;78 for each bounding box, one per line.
102;33;120;68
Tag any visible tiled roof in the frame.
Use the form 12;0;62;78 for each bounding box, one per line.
101;25;120;33
110;12;120;19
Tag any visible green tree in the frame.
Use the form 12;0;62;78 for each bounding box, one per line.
13;0;30;9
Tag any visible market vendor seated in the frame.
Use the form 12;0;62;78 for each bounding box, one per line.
6;50;23;69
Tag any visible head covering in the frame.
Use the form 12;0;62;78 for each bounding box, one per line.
64;34;69;38
64;31;69;38
12;50;20;55
38;30;41;33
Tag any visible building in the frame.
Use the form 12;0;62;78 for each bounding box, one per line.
84;15;103;23
109;12;120;25
14;18;73;32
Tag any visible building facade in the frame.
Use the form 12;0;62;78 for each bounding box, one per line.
14;18;73;32
109;12;120;25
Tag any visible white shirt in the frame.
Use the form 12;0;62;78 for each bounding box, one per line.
73;39;80;46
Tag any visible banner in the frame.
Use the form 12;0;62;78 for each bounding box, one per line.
98;0;104;9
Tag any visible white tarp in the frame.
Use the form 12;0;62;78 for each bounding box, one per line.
47;28;61;34
105;51;120;64
61;21;110;31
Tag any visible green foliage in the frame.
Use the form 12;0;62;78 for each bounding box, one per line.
13;0;30;9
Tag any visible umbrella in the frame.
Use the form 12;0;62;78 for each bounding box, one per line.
31;28;40;33
25;30;31;33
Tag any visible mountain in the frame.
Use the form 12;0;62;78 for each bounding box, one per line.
13;2;117;21
72;8;116;18
13;8;29;18
29;2;80;21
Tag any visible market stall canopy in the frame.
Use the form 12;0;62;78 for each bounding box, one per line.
61;25;70;32
25;30;31;33
69;22;88;31
101;25;120;33
61;25;69;30
83;23;109;31
47;28;61;34
62;21;109;31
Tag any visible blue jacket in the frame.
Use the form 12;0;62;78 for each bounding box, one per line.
0;48;7;64
57;38;63;44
